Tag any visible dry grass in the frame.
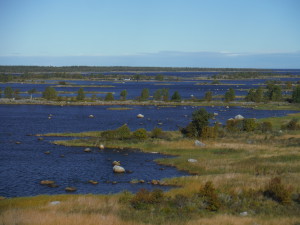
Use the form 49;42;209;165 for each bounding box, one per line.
187;215;300;225
0;195;143;225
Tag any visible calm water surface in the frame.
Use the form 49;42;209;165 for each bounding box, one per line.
0;104;299;197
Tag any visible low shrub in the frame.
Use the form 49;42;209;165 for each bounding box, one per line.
132;128;148;140
258;121;273;132
115;124;131;140
281;118;300;130
130;189;164;209
264;177;292;205
198;181;221;211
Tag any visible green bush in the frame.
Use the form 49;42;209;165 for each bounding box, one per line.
243;118;257;132
132;128;148;140
115;124;131;140
226;119;243;132
264;177;292;205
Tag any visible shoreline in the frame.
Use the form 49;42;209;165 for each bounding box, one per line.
1;98;299;110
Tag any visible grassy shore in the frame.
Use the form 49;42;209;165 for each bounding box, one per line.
1;114;300;225
1;98;299;110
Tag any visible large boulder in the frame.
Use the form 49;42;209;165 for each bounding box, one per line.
235;114;244;120
195;140;205;147
113;165;125;173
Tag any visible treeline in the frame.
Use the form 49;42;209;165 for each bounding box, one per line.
212;71;298;79
0;66;271;73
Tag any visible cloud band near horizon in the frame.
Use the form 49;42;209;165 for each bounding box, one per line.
0;51;299;69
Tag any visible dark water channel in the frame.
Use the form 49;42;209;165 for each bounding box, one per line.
0;104;299;197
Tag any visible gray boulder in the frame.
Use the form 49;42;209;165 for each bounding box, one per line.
195;140;205;147
113;165;125;173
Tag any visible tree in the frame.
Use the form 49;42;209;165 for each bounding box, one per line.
134;74;141;82
155;74;164;81
181;108;214;138
0;87;2;98
105;92;114;101
42;86;57;100
28;88;37;100
153;88;169;101
204;91;213;102
76;88;85;101
14;89;21;99
245;87;263;102
4;86;14;98
120;89;128;100
224;88;235;102
140;88;149;101
171;91;181;101
265;84;282;101
292;86;300;103
245;89;255;102
133;128;148;140
255;87;264;102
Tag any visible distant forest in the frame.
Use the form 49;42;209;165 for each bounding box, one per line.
0;66;271;73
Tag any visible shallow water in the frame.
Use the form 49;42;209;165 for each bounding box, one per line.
0;104;299;197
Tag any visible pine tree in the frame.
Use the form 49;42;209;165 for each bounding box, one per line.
140;88;149;101
292;86;300;103
76;88;85;101
105;92;114;101
120;89;128;100
42;87;57;100
171;91;181;101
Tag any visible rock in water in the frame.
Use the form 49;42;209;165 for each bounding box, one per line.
137;114;144;118
235;114;244;120
113;165;125;173
195;140;205;147
65;187;77;192
112;161;121;166
99;144;105;149
84;148;91;153
40;180;55;185
88;180;99;185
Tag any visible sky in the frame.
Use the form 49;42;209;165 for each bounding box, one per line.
0;0;300;68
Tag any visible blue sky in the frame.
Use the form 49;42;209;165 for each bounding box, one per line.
0;0;299;68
